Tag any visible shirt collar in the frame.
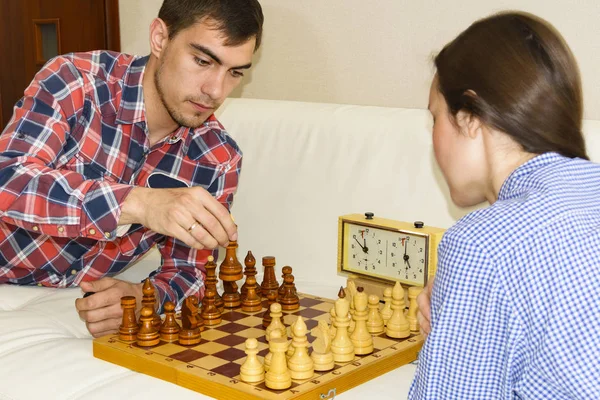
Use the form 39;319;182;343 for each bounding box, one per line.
498;152;567;200
116;55;149;125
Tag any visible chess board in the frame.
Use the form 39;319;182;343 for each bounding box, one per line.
93;293;423;400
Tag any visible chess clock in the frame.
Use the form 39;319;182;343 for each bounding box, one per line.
337;212;445;295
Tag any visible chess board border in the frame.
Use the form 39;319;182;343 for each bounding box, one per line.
93;293;423;400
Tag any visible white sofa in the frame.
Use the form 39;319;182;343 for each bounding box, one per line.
1;98;599;399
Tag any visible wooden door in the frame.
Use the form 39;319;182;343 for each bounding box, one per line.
0;0;120;129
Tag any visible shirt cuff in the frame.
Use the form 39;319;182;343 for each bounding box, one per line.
79;181;134;240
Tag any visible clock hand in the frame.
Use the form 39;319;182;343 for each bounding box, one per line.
354;237;368;253
403;239;410;266
364;238;369;253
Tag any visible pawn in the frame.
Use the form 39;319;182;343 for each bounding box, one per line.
385;282;410;339
287;316;314;380
240;338;265;383
366;294;384;335
265;331;291;390
119;296;138;341
201;287;222;326
381;287;393;325
160;301;180;342
280;273;299;311
407;286;422;333
278;266;292;299
264;329;282;372
241;275;263;312
262;290;278;328
137;306;160;347
265;302;286;342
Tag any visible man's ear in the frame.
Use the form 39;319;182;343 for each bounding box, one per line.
149;18;170;59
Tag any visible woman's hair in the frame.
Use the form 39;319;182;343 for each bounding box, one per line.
435;11;587;160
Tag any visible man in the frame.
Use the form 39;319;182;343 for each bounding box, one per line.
0;0;263;337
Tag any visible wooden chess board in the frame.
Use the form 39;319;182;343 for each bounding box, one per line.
93;293;423;400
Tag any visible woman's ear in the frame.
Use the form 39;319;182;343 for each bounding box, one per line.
456;111;483;139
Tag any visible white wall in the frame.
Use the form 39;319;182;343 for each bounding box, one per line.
119;0;600;120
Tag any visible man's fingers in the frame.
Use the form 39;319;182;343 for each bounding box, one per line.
86;318;121;338
189;208;225;248
76;285;125;311
80;277;118;294
199;194;237;243
172;224;205;250
79;302;122;323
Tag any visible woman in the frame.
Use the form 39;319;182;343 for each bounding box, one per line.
411;11;600;399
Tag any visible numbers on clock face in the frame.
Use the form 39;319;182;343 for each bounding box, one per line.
346;223;428;285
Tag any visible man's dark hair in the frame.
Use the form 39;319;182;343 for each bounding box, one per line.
158;0;264;50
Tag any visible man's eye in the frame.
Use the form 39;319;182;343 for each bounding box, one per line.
231;70;244;78
194;57;209;66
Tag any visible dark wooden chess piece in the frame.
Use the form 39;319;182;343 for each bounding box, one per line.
118;296;138;341
241;275;262;312
219;241;243;308
204;255;224;312
262;290;278;328
278;266;292;300
260;256;279;299
142;278;161;329
179;296;201;345
241;251;261;300
137;306;160;347
201;287;222;326
159;301;180;342
280;273;300;311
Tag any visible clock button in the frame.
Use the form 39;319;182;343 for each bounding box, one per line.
365;212;374;220
414;221;424;228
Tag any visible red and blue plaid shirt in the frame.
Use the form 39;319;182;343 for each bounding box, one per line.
0;51;242;311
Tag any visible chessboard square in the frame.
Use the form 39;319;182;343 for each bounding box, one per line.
305;319;319;331
257;334;269;344
372;336;399;350
235;327;266;339
200;328;230;341
191;342;230;355
282;314;297;326
236;316;263;327
313;313;331;322
170;349;207;363
311;301;334;312
189;355;230;370
257;348;270;358
220;310;248;322
294;307;326;319
211;362;242;378
154;343;191;357
214;322;249;334
298;297;323;308
214;334;248;347
212;347;247;362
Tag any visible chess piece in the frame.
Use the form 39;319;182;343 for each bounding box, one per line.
262;290;278;328
381;287;393;325
278;266;292;299
241;251;261;300
407;286;422;333
136;306;160;347
201;287;222;326
311;320;334;371
265;302;286;342
241;275;262;312
179;296;201;345
159;301;180;342
330;287;354;363
239;338;265;383
219;241;243;308
142;278;161;329
329;307;337;339
347;280;357;334
260;256;279;299
265;332;292;390
385;282;410;339
118;296;138;341
287;316;314;380
204;256;224;312
350;287;373;355
366;294;385;335
280;273;300;311
264;329;283;373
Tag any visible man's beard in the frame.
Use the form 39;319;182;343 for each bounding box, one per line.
154;63;209;129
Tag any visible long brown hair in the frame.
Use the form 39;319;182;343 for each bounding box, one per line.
435;11;588;160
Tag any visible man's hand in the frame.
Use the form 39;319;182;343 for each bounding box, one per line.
417;277;434;338
120;186;237;250
76;278;144;338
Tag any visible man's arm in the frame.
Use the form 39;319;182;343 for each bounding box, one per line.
0;56;133;240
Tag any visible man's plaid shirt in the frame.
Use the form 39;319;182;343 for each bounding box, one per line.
0;51;242;311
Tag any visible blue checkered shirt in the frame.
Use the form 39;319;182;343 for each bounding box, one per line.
409;152;600;399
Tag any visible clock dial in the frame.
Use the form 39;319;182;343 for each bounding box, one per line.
344;222;429;286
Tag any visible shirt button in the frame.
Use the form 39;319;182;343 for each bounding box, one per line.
89;228;96;235
32;226;39;231
71;269;77;275
37;283;42;287
104;231;111;238
58;226;64;233
170;135;178;141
